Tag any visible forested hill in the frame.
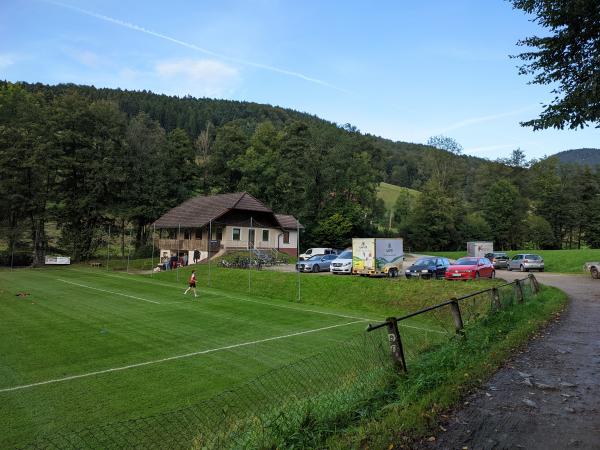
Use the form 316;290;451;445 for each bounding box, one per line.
2;80;599;265
9;81;488;189
553;148;600;166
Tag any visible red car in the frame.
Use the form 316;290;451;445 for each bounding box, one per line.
445;257;495;280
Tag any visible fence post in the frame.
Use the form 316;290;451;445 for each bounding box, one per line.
385;318;407;373
449;299;464;333
529;274;540;295
490;287;501;311
514;279;524;303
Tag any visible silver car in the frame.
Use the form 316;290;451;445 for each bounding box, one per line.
507;254;544;272
296;254;338;273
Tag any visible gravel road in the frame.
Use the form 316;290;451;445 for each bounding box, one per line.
425;271;600;450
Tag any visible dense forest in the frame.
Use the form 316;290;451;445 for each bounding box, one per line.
1;81;599;265
554;148;600;166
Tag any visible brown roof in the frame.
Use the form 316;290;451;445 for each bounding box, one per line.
153;192;301;229
275;214;304;230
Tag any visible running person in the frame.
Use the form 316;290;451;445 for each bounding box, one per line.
183;270;198;298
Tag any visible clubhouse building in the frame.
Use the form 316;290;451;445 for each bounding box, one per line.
153;192;303;262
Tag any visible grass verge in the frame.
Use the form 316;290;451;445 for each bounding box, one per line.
242;285;567;449
426;249;600;273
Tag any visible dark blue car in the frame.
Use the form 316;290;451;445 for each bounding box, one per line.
404;257;450;280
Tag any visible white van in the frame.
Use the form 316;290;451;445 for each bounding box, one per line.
299;248;337;261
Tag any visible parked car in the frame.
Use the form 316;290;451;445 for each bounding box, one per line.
484;252;510;269
298;248;337;261
507;254;544;272
330;250;353;274
445;257;495;280
584;262;599;279
405;257;450;279
296;254;338;272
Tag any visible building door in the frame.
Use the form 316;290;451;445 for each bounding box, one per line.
248;229;255;249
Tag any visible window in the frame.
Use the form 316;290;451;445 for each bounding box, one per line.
262;229;269;242
232;228;241;241
195;228;202;240
184;229;191;240
283;232;290;244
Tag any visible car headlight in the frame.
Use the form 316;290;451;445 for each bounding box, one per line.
405;269;410;272
421;269;429;273
344;262;351;266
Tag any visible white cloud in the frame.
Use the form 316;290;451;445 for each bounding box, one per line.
437;105;538;134
155;58;239;97
66;49;104;68
0;53;16;69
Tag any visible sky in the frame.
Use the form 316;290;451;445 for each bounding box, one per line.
1;0;598;160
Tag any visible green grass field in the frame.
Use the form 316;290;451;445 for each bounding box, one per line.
376;182;420;211
425;249;600;273
0;265;499;447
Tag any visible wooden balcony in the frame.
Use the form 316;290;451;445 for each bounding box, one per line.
158;239;208;251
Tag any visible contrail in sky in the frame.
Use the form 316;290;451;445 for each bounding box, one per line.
44;0;350;93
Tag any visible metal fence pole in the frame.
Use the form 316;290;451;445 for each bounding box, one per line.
449;299;464;333
248;217;252;293
10;233;15;272
208;220;212;288
106;225;110;271
514;279;524;303
126;227;132;274
150;224;155;277
177;224;181;282
296;219;301;302
385;318;407;373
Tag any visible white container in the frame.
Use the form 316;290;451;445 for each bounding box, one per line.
467;241;493;258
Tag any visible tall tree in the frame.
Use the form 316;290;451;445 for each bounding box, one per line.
511;0;600;129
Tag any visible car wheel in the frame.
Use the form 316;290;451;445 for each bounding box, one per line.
388;268;397;278
520;265;527;272
539;268;544;272
490;270;496;279
507;265;512;271
312;265;319;273
592;267;599;279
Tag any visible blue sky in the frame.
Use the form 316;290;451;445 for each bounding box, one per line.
1;0;598;159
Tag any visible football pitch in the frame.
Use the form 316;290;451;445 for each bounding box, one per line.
0;266;458;447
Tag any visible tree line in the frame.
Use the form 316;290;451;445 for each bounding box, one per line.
1;81;599;265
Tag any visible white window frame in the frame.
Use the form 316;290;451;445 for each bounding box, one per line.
232;227;241;241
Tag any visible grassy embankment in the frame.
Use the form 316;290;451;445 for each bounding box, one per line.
426;249;600;273
0;263;566;448
254;284;567;449
376;182;420;210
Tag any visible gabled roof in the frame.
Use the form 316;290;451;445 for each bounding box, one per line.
153;192;300;229
275;214;304;230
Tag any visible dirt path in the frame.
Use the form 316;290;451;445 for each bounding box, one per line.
426;272;600;450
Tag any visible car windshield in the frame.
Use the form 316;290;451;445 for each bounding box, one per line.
308;255;323;261
455;257;478;265
337;251;352;259
525;254;541;260
495;253;508;257
415;258;435;266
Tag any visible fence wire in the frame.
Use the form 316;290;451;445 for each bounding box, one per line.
20;329;392;450
19;277;540;449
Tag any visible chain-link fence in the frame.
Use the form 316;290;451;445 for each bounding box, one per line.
18;275;541;449
367;275;540;371
20;328;392;450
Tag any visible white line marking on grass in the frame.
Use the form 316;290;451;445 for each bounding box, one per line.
0;320;364;393
56;279;160;304
66;270;375;321
64;270;446;334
